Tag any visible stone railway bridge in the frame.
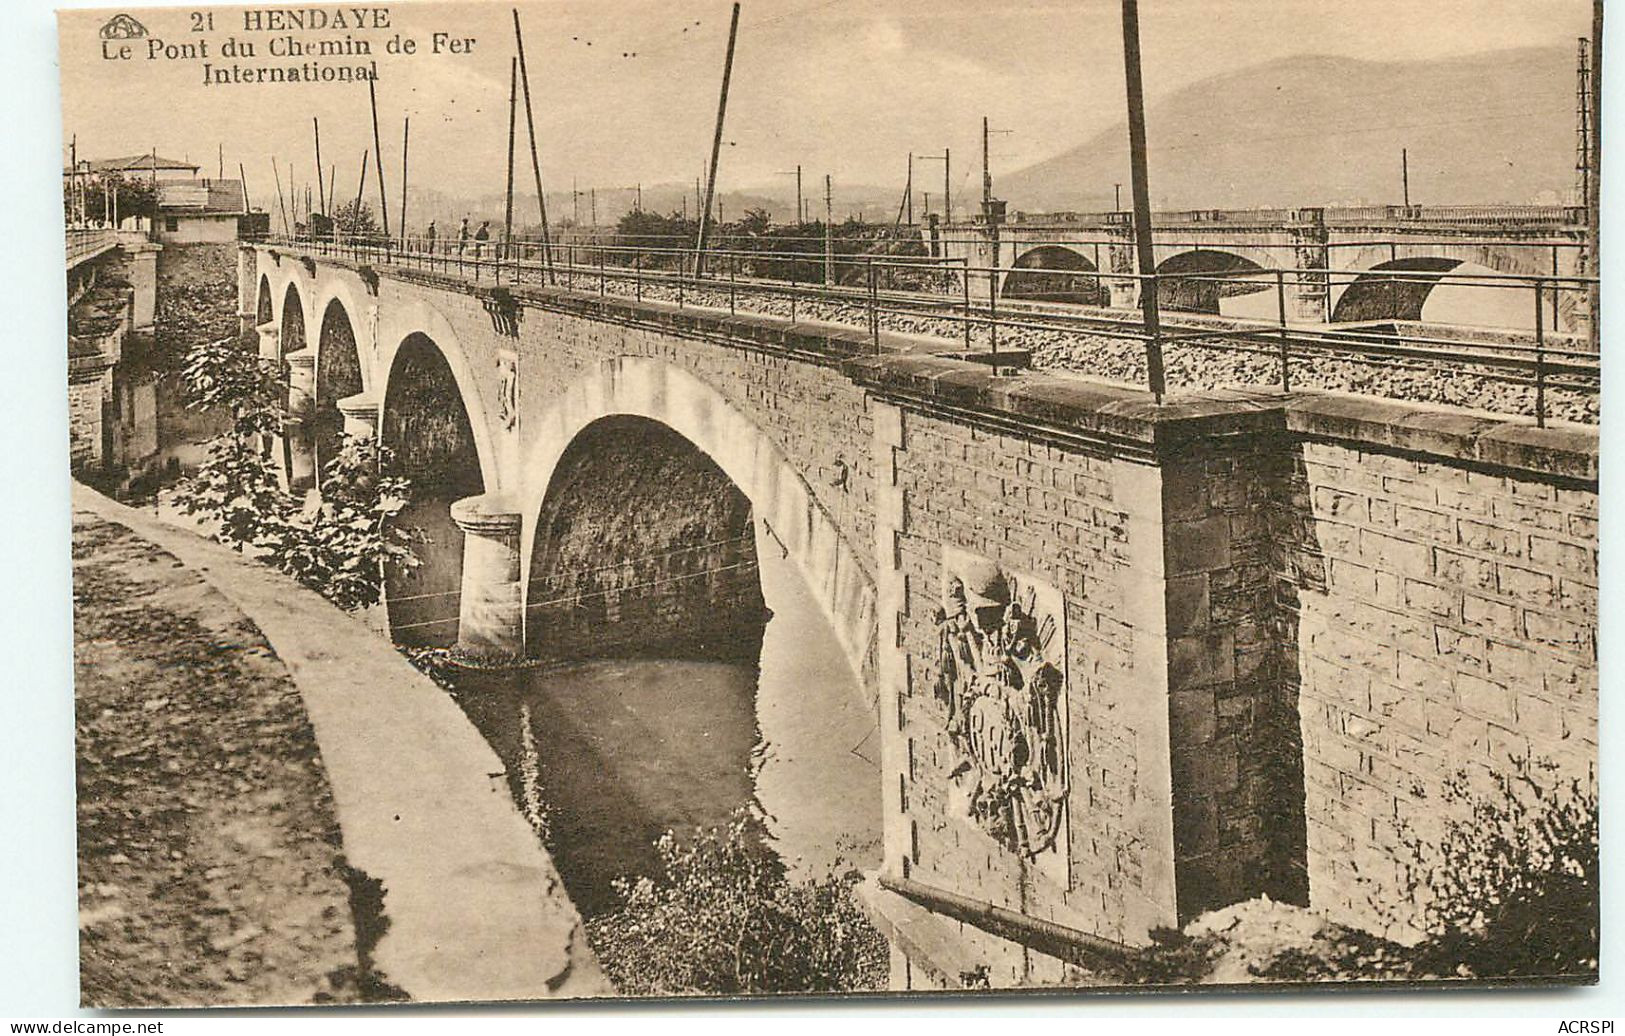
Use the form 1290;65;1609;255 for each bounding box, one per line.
242;239;1597;989
938;205;1592;334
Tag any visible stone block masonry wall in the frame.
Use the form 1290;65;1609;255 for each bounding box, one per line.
1279;402;1598;939
1161;434;1308;919
68;373;110;471
853;361;1192;986
889;414;1153;982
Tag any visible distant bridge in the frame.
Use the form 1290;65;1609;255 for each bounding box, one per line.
937;204;1593;334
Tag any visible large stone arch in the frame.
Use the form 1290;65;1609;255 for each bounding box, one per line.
1155;249;1270;315
1002;245;1105;304
516;356;877;689
380;331;496;647
1349;246;1567;330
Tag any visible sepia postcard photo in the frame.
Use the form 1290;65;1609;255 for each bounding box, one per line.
57;0;1600;1006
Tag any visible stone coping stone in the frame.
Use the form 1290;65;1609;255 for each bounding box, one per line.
843;352;1288;453
270;246;1598;481
1285;392;1598;484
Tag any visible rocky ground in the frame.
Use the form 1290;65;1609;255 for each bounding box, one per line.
72;509;366;1007
580;274;1597;425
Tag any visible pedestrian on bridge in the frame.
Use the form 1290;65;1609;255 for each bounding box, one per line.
458;217;470;255
474;220;491;259
425;220;437;254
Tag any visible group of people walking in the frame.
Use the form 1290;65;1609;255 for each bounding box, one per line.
420;216;492;257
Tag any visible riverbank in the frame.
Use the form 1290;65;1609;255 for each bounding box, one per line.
72;485;611;1005
73;507;363;1007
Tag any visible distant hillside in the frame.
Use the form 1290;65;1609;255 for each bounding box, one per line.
999;47;1578;213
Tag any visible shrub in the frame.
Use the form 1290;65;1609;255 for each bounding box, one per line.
174;333;420;611
585;813;888;995
1396;759;1598;979
180;334;284;437
257;437;419;611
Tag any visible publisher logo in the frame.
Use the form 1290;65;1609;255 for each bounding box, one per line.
99;14;148;40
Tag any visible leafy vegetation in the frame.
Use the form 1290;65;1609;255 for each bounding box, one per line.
585;814;888;995
611;208;928;287
1393;759;1598;979
172;334;417;611
65;170;157;224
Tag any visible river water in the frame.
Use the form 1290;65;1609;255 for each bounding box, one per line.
453;523;883;916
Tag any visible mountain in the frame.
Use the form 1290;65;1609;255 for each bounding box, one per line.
998;47;1578;213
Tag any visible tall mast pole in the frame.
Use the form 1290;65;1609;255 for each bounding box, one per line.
824;173;833;286
1401;147;1410;208
694;2;741;276
271;156;290;236
400;117;410;236
982;116;991;204
943;147;950;224
907;153;913;224
313;117;325;213
239;162;251;214
513;7;555;283
352;151;369;241
1121;0;1165;400
368;78;390;237
504;57;517;253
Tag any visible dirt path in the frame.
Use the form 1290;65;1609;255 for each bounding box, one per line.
73;509;366;1007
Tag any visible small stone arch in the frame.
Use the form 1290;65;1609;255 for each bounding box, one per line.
1002;246;1105;304
516;356;877;688
279;281;307;358
255;274;273;328
376;318;500;494
313;298;366;483
1155;249;1270;315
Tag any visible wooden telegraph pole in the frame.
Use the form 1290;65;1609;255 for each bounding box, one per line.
694;2;741;277
313;117;325;213
368;78;390;237
352;151;369;241
504;57;517;257
1120;0;1165;400
513;8;555;283
400;117;411;238
824;173;834;286
271;155;291;236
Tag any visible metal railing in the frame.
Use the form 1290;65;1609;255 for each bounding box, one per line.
266;232;1599;427
65;226;119;267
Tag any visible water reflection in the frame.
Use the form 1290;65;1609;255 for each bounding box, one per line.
455;520;882;916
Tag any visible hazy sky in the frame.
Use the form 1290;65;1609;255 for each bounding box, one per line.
58;0;1592;216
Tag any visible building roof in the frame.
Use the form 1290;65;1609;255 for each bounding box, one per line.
157;179;247;214
68;154;200;176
